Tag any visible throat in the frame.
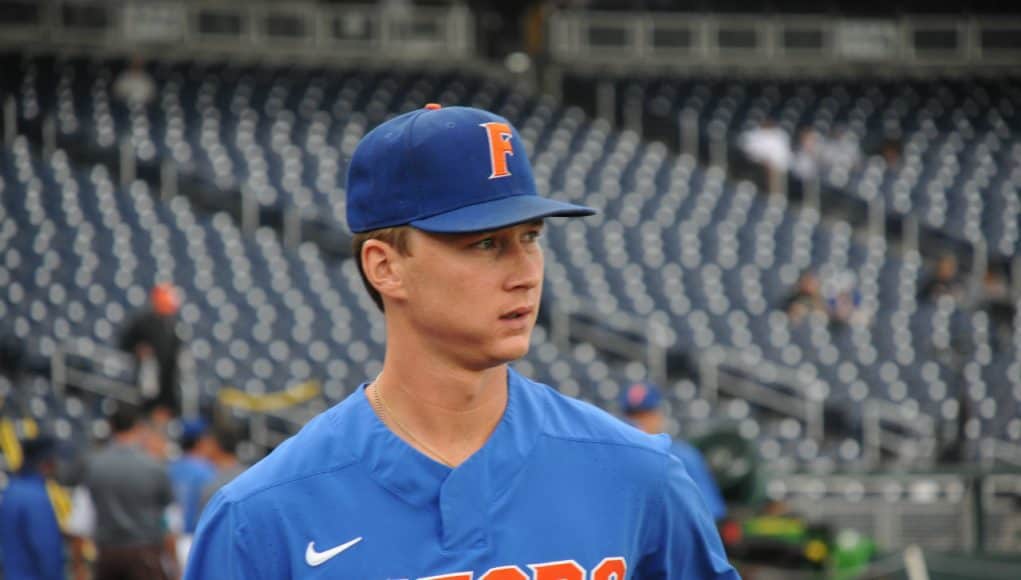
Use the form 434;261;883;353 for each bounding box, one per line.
366;375;508;467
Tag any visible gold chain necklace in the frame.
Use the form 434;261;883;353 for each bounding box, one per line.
372;383;456;468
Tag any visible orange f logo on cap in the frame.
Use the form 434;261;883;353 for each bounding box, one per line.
480;122;514;179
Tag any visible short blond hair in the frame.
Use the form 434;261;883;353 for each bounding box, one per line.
351;226;413;312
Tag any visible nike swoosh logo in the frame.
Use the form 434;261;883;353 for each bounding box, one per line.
305;536;363;567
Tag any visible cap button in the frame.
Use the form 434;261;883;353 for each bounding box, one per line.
424;103;442;110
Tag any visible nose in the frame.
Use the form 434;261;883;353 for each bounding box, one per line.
504;240;543;292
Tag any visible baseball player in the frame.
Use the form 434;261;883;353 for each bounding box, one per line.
620;382;728;522
186;105;739;579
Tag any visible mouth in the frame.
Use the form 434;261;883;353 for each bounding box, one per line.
500;306;534;321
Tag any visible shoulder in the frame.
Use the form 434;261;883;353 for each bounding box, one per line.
2;476;47;506
214;394;362;505
670;439;702;460
514;372;672;463
132;448;171;477
169;457;215;480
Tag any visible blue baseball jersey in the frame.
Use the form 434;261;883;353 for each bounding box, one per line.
670;441;727;522
186;369;739;579
169;454;217;534
0;472;65;580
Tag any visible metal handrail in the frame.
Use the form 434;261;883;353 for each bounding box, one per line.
980;439;1021;468
551;297;951;467
863;398;937;466
51;336;199;417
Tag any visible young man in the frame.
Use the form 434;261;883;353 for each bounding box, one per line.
0;436;65;580
168;418;216;569
119;283;184;421
186;105;739;578
169;419;216;537
620;381;728;522
198;420;247;512
83;405;178;580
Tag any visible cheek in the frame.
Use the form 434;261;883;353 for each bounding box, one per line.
409;263;485;313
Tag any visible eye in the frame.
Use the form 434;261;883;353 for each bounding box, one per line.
523;229;543;243
472;237;497;250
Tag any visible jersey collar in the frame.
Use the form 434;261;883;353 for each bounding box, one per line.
349;367;546;550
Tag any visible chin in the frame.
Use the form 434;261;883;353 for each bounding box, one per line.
485;337;532;367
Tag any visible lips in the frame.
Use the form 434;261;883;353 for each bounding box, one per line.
500;306;534;320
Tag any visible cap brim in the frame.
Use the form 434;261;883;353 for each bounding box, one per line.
409;195;596;234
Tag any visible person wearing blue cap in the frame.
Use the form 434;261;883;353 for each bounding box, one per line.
187;105;739;579
619;382;728;522
0;436;65;580
168;418;216;565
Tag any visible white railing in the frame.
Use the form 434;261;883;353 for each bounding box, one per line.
862;399;937;467
51;336;200;418
700;345;828;442
550;297;949;468
980;439;1021;469
51;338;140;405
549;299;671;386
770;473;977;552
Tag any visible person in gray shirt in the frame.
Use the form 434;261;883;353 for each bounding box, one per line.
83;405;178;580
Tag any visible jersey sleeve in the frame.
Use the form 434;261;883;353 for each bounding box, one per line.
672;443;728;521
185;490;262;580
636;450;740;579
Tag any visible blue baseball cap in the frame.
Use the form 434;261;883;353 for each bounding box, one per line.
619;382;663;414
180;418;208;443
19;435;59;470
346;104;595;234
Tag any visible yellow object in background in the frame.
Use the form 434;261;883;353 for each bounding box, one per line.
218;380;321;412
46;478;72;530
1;417;23;471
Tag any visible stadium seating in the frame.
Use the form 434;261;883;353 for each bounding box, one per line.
0;138;641;449
4;52;1020;471
566;74;1021;259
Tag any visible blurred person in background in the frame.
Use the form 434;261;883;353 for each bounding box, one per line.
167;419;215;567
783;270;827;326
819;124;862;172
918;253;965;303
112;55;155;109
979;267;1016;351
823;270;870;328
619;382;728;522
791;127;822;182
0;435;66;580
79;405;178;580
197;421;246;514
738;118;791;194
119;283;184;423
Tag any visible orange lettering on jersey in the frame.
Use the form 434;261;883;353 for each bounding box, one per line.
479;565;528;580
592;557;627;580
530;560;584;580
480;122;514;179
419;573;473;580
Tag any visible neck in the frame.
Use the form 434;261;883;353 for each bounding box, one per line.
366;350;509;467
113;430;139;446
213;455;238;470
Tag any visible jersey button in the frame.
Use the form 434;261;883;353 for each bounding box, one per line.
424;103;442;110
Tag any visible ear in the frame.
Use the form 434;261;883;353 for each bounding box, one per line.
362;239;408;304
